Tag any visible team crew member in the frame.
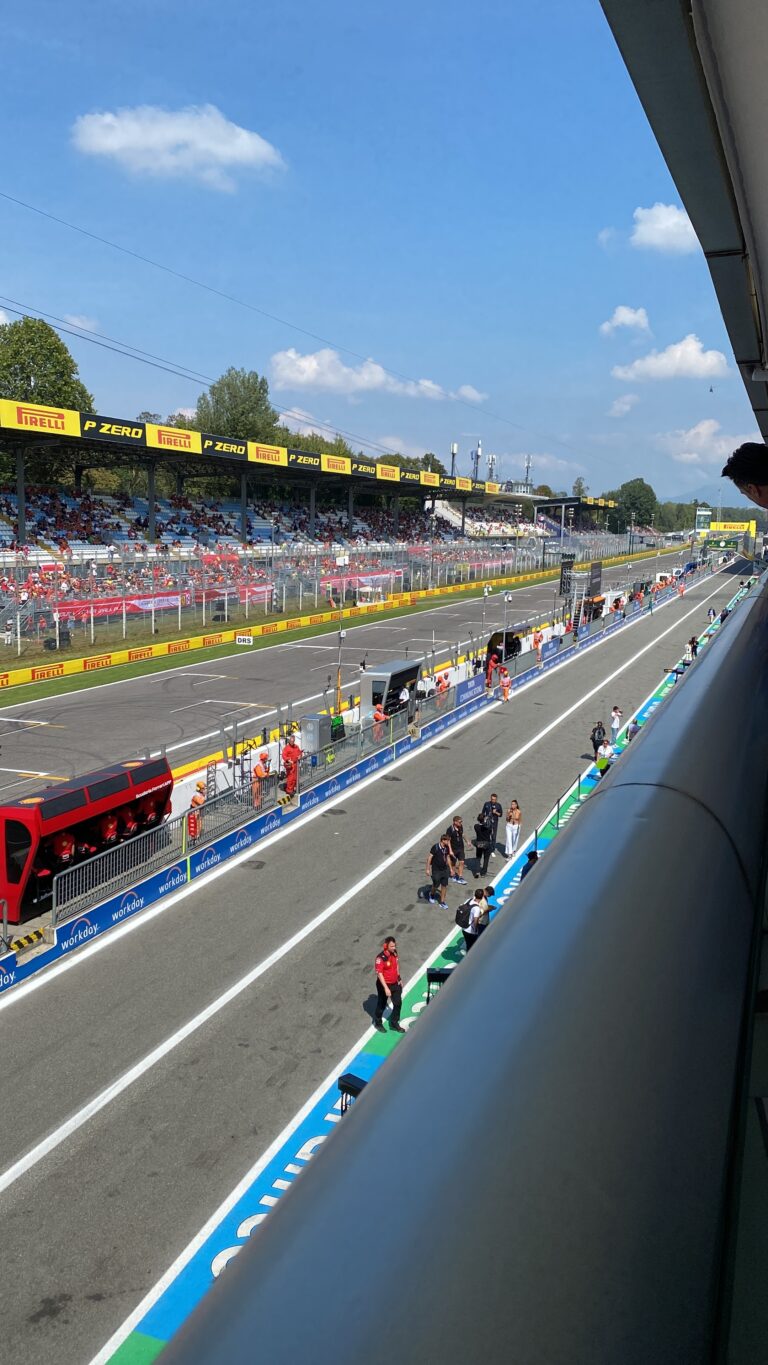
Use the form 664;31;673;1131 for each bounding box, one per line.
444;816;468;884
52;830;76;867
98;811;119;848
252;750;271;807
486;652;500;688
426;833;455;905
372;702;387;743
499;666;511;702
373;937;404;1033
282;732;302;798
117;805;139;840
481;793;503;857
473;811;494;879
188;780;206;840
590;720;606;759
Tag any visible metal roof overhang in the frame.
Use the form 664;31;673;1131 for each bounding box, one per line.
600;0;768;439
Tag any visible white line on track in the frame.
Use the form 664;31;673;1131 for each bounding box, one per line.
0;572;729;1202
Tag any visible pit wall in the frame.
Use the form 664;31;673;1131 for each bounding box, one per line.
0;567;706;999
0;545;682;693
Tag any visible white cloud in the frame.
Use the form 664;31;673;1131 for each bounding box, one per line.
0;310;9;326
72;103;283;192
174;406;197;420
597;227;616;249
63;314;99;331
279;406;328;437
657;417;759;468
454;383;488;403
377;435;425;461
599;305;650;337
608;393;639;418
270;347;485;403
630;202;698;254
612;333;729;381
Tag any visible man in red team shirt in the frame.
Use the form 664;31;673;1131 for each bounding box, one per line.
373;937;404;1034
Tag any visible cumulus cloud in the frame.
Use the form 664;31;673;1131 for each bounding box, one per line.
377;435;426;461
599;305;650;337
270;347;486;403
72;103;284;191
63;314;99;331
630;202;698;254
608;393;639;418
612;333;729;381
657;417;759;468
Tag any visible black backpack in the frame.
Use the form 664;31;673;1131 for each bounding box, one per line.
455;899;473;929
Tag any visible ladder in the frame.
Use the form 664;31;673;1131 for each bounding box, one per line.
205;760;218;801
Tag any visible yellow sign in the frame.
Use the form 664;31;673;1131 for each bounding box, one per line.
0;398;81;438
376;463;401;482
320;454;351;476
710;520;755;534
248;442;288;467
456;477;472;491
419;471;440;487
145;423;202;454
485;482;500;494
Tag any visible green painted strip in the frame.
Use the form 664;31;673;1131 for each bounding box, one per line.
108;1329;166;1363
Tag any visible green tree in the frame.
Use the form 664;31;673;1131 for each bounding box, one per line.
136;410;162;424
572;475;588;498
187;367;279;441
616;477;657;527
533;483;556;498
0;316;94;410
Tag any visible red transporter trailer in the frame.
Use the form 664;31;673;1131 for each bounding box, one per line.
0;757;173;924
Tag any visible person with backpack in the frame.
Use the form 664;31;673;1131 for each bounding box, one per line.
473;811;494;879
590;720;606;759
456;889;485;952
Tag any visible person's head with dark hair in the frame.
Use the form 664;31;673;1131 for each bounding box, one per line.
721;442;768;508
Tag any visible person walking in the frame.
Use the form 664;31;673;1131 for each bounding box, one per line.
481;793;503;856
707;606;716;624
590;720;606;760
456;889;485;952
373;937;403;1033
689;635;699;660
425;832;454;906
444;815;468;884
505;799;522;857
473;811;494;879
626;717;641;742
610;706;622;745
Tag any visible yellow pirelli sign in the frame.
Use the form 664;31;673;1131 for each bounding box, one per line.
145;423;202;454
419;471;440;487
456;477;472;491
248;442;288;467
0;399;81;438
320;454;351;475
376;463;401;482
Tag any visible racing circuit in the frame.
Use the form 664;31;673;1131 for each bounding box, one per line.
0;546;690;796
0;553;746;1365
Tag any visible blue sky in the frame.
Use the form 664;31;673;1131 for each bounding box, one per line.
1;0;759;500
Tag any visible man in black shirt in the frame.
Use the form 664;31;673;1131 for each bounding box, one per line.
425;833;454;906
481;793;503;858
444;815;468;885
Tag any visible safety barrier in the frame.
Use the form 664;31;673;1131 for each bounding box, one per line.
0;561;744;999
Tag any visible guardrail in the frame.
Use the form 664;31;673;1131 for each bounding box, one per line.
159;570;768;1365
49;560;722;924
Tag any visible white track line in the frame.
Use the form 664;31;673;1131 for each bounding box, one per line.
0;573;729;1201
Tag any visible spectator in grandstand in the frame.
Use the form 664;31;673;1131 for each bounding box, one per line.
373;936;403;1033
444;815;468;885
505;800;522;857
721;442;768;509
426;833;455;906
472;810;494;879
590;720;606;759
481;793;503;856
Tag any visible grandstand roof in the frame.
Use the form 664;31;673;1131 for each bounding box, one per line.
0;398;498;501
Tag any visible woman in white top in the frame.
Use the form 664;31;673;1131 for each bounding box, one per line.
610;706;622;744
505;800;522;856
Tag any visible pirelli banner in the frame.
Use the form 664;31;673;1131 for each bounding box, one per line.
0;396;506;497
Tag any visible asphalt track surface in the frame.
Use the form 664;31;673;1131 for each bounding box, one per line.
0;557;733;1365
0;548;689;798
